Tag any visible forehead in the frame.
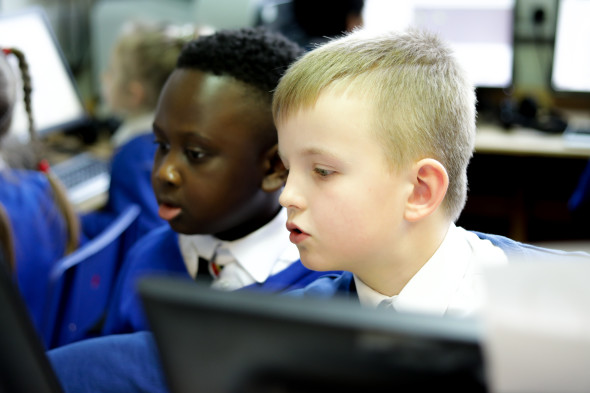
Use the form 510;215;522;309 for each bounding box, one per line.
155;69;271;140
278;91;380;157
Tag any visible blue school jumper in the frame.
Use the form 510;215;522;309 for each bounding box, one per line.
48;331;167;393
101;225;333;335
81;133;164;239
47;230;590;393
0;169;69;334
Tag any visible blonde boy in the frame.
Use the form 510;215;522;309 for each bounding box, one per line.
274;28;589;316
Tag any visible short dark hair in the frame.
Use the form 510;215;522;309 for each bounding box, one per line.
177;27;304;97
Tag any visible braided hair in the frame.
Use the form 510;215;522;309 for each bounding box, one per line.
0;48;79;258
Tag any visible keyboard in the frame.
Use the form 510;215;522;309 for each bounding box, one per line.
51;152;111;206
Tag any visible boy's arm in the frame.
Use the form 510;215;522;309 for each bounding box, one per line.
48;331;167;393
102;226;187;335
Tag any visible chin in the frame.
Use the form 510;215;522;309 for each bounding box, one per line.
167;220;198;235
299;252;337;272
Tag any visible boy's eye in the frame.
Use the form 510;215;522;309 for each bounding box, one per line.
314;167;334;177
185;148;207;161
154;140;170;153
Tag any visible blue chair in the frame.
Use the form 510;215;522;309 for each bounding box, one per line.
43;204;141;349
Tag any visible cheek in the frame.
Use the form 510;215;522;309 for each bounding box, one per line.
184;162;262;215
325;203;380;248
316;184;397;249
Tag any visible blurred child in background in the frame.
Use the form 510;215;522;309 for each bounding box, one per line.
82;21;205;239
0;47;79;333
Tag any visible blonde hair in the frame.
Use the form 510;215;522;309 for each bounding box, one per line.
273;28;476;222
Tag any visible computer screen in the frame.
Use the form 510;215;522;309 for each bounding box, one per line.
139;276;486;393
551;0;590;94
0;249;65;393
0;7;89;141
362;0;515;89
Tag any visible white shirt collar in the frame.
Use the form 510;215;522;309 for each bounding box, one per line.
178;208;298;284
355;223;508;316
111;113;154;147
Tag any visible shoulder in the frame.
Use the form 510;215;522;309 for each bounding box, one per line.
0;169;62;221
124;226;183;267
111;227;186;320
0;169;52;194
285;271;357;298
114;134;156;156
471;231;590;262
254;259;343;292
111;134;157;168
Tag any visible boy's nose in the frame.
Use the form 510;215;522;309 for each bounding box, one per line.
279;175;304;210
155;160;181;187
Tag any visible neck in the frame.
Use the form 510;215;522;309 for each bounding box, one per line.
357;216;451;297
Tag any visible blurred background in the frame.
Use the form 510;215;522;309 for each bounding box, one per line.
1;0;590;247
0;0;571;116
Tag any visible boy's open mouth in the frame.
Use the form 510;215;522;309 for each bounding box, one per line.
158;203;182;221
286;222;308;244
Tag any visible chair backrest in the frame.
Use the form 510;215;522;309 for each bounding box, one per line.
43;204;141;349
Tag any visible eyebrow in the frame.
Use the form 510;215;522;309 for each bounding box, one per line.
301;147;341;160
279;146;342;164
152;123;213;144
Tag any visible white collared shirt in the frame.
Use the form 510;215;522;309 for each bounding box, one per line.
178;208;299;291
355;223;509;317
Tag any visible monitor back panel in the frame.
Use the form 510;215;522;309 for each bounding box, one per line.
139;276;485;393
0;256;64;393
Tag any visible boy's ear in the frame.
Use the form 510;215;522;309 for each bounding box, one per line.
261;144;287;192
404;158;449;222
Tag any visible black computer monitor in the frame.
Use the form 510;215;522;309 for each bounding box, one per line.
362;0;515;90
551;0;590;95
139;276;486;393
0;7;89;141
0;247;65;393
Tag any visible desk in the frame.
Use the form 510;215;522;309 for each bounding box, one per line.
475;124;590;158
459;123;590;242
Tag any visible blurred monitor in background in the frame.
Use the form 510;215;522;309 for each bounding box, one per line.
362;0;515;90
551;0;590;94
0;7;89;141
